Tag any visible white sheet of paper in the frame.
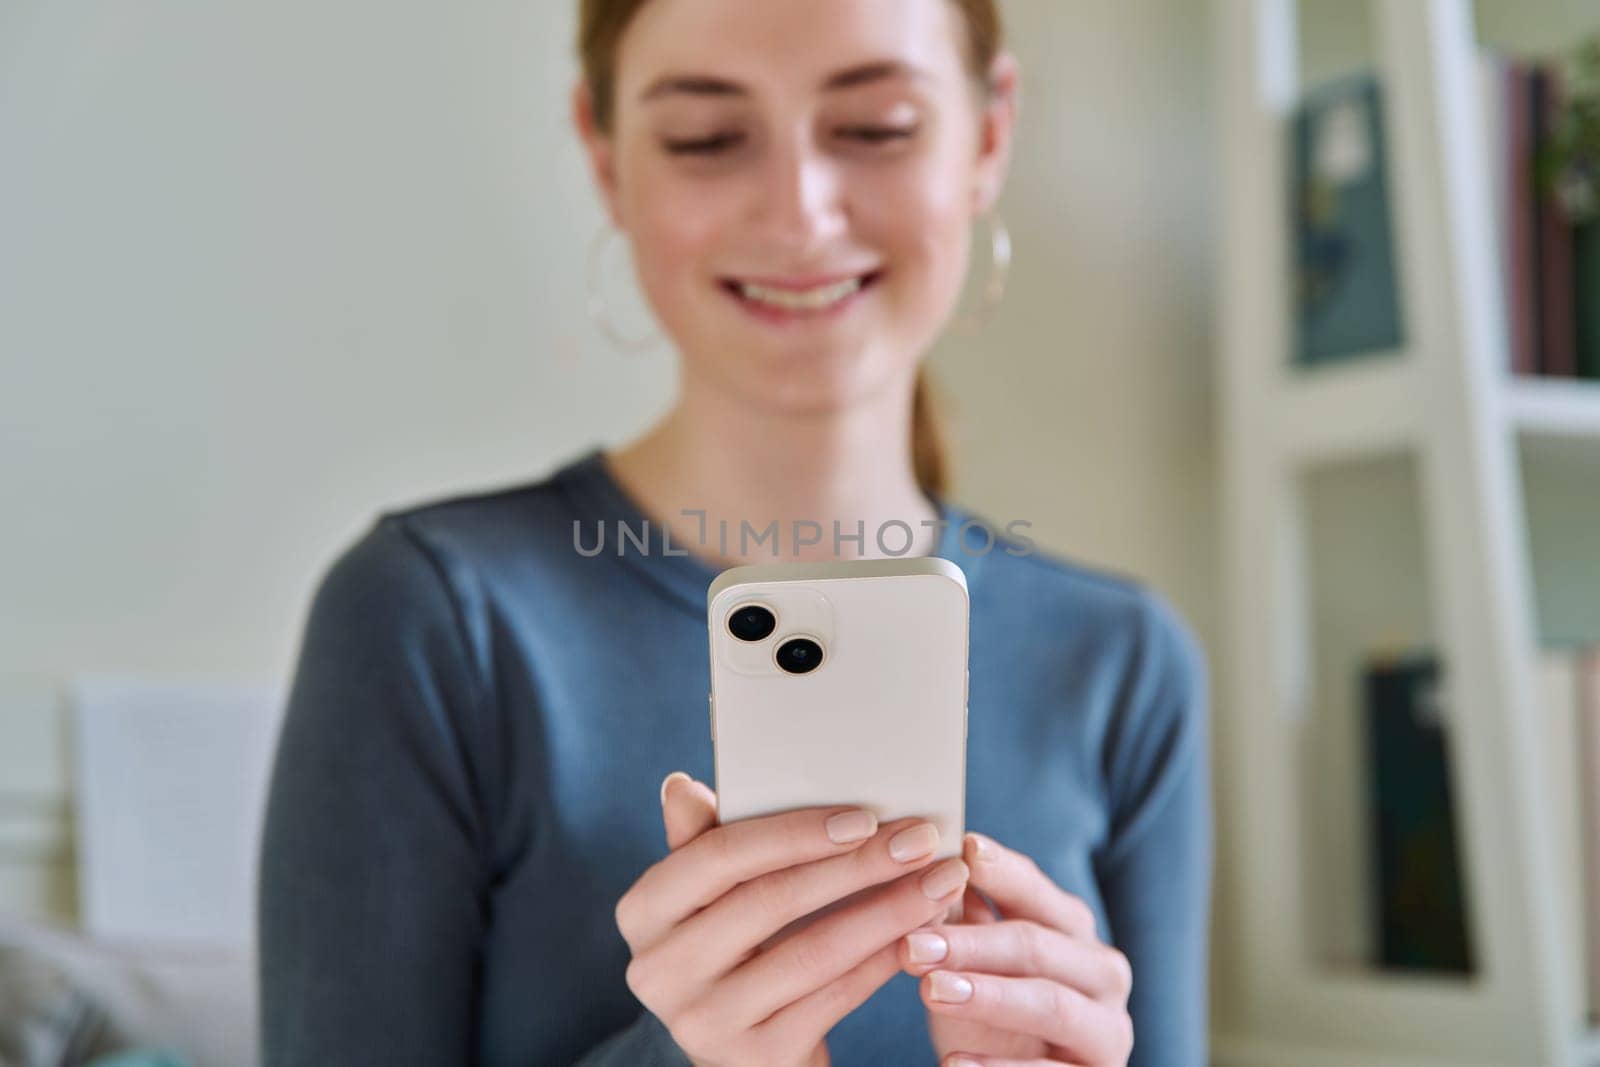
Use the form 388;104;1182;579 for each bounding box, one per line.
70;676;286;948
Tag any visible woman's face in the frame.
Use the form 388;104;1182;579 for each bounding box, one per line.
576;0;1015;417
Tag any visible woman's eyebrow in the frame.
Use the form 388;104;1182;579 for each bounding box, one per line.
638;59;932;103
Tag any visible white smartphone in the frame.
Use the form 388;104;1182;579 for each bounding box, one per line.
707;556;970;921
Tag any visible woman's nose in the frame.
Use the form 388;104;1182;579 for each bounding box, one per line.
750;140;848;253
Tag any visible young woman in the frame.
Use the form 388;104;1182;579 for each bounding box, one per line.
257;2;1212;1065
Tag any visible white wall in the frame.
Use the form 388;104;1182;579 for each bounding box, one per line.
934;0;1218;645
0;0;674;915
0;0;1223;1012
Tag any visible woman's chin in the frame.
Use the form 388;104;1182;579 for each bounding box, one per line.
737;353;912;418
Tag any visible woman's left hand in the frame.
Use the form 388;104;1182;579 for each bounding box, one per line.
899;831;1134;1067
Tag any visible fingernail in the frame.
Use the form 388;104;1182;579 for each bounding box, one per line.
825;809;877;844
659;771;690;807
965;832;996;864
948;1058;981;1067
929;970;974;1003
920;858;969;900
890;822;940;862
904;931;948;964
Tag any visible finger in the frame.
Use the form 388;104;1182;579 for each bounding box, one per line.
755;940;902;1052
960;884;998;925
661;772;718;850
921;971;1132;1065
616;802;881;952
964;832;1099;939
639;818;950;1017
919;885;994;963
711;817;947;955
711;856;970;1029
900;919;1134;1003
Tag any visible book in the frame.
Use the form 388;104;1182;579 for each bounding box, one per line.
1532;66;1580;377
1482;53;1541;376
1291;73;1406;366
1576;222;1600;380
1480;54;1595;379
1364;651;1476;974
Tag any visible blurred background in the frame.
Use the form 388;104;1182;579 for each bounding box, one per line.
0;0;1597;1064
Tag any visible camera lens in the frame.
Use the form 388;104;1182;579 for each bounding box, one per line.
727;604;776;642
775;637;824;675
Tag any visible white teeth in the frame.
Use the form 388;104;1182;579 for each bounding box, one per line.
738;275;864;311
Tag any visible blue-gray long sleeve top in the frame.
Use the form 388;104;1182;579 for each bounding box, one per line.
257;447;1212;1066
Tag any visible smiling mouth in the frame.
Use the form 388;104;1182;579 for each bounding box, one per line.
719;270;885;315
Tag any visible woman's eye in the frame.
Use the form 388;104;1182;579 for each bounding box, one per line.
661;123;918;157
663;132;744;156
839;124;919;145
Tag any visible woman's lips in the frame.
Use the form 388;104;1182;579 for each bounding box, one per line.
729;270;878;291
719;269;884;324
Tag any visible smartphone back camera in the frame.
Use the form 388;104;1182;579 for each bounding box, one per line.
727;604;776;642
775;637;824;675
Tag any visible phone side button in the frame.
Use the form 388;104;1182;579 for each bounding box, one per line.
708;692;716;742
963;704;968;739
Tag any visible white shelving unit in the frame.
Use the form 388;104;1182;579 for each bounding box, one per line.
1214;1;1600;1065
1509;378;1600;438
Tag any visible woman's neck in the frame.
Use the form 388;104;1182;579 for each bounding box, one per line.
602;375;942;568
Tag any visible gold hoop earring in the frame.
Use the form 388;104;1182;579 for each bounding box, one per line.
586;222;661;353
950;210;1012;336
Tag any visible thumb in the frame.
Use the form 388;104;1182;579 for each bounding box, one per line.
955;833;999;925
659;771;718;850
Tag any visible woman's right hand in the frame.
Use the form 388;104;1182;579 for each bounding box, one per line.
616;771;970;1067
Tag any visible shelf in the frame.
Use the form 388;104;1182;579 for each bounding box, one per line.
1275;358;1424;462
1298;452;1444;973
1216;0;1596;1062
1268;371;1600;461
1505;379;1600;441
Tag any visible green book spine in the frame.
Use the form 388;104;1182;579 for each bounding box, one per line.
1577;222;1600;380
1366;653;1476;974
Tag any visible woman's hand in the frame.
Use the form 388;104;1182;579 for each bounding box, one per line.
615;771;971;1067
899;832;1134;1067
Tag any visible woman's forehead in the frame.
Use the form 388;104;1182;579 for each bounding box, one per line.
614;0;969;101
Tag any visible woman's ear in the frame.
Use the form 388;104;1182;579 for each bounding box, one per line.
971;50;1021;216
571;79;625;228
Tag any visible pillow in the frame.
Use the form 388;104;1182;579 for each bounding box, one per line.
0;940;114;1065
0;916;256;1067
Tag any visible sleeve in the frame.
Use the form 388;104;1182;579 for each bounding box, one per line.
1093;590;1214;1067
574;1010;695;1066
258;516;697;1067
257;515;497;1066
